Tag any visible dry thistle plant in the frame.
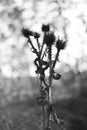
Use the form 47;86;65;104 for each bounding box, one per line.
22;24;67;130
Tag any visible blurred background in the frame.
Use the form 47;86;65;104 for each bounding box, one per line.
0;0;87;130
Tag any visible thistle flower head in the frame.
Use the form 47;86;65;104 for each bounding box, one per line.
34;32;40;38
22;28;33;38
56;37;67;50
44;32;55;46
42;24;50;32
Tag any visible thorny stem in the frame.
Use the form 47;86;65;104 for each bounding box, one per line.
47;46;52;129
39;58;46;130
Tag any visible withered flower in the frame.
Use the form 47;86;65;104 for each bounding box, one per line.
44;32;55;46
42;24;50;32
22;28;33;38
56;37;67;50
34;32;40;38
53;73;61;80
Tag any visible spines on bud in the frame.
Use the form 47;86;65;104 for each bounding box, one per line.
22;28;33;38
56;37;67;51
42;24;50;32
44;32;55;47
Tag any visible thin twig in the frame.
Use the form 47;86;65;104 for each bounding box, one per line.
28;37;39;56
42;47;48;60
36;38;40;51
39;41;45;58
52;50;59;70
42;80;49;88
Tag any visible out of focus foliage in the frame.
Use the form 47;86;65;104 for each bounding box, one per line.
0;0;87;77
0;1;87;129
0;0;87;103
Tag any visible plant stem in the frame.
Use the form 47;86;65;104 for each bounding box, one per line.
36;38;40;51
42;47;47;60
42;106;45;129
40;80;46;130
40;43;44;58
39;56;46;130
52;50;59;70
47;46;52;129
28;37;39;56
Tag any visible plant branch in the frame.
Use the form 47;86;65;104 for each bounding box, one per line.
39;42;44;58
42;47;48;60
28;37;39;56
36;38;40;51
47;46;53;129
52;50;59;70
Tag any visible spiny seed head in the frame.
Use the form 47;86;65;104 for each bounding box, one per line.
34;32;40;38
42;24;50;32
22;28;33;38
44;32;55;46
56;37;67;50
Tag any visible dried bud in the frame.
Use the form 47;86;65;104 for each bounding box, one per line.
53;73;61;80
34;32;40;38
56;37;67;50
44;32;55;46
22;28;33;38
42;24;50;32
